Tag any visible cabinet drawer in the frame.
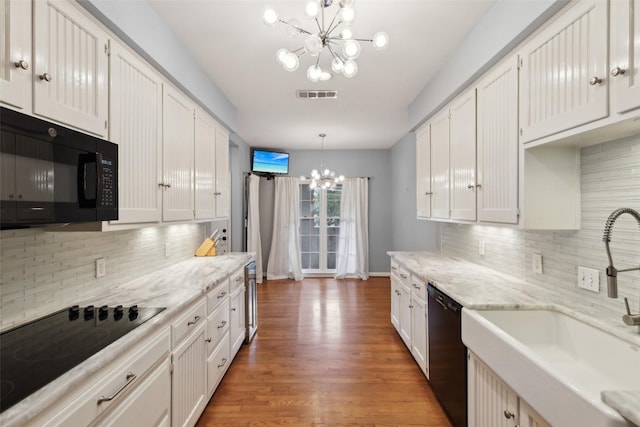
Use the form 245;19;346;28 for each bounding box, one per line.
172;298;206;348
410;275;427;301
207;300;229;354
229;268;245;292
207;280;229;314
391;260;410;283
207;333;230;398
41;327;170;427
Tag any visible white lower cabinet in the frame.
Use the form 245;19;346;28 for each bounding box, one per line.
409;277;428;378
390;275;401;331
207;333;231;398
468;351;550;427
229;284;246;358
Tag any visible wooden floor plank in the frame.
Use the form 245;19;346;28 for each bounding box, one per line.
196;277;451;427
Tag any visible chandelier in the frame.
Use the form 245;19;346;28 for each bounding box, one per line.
309;133;344;189
263;0;389;82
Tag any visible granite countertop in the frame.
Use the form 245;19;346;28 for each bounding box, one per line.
0;253;253;427
388;251;640;427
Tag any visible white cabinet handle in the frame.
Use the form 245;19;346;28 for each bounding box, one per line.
589;76;603;85
611;67;626;77
14;60;29;70
97;372;136;404
39;73;52;82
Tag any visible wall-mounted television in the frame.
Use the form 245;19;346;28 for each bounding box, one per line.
251;148;289;175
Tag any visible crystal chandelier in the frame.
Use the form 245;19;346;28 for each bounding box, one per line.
263;0;389;82
309;133;344;189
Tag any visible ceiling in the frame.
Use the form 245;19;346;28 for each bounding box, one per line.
148;0;494;150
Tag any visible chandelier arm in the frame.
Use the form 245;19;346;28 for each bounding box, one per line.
326;44;345;62
351;37;374;42
325;10;342;36
279;19;312;35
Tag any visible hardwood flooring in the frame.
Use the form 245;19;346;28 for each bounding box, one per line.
196;277;451;427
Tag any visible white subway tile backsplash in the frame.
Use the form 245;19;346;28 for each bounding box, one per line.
442;134;640;312
0;219;229;329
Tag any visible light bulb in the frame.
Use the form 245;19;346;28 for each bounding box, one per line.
305;1;320;19
331;57;344;73
304;34;323;56
372;32;389;50
310;181;317;189
276;48;288;64
319;70;332;81
343;59;358;78
340;28;353;40
307;65;322;82
342;40;361;59
324;168;330;176
340;7;355;23
263;7;279;26
338;175;345;182
282;52;299;71
311;169;319;178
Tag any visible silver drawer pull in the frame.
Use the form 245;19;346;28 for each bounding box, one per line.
217;320;227;329
205;338;212;343
231;307;237;312
187;315;201;326
217;358;228;368
503;410;515;419
400;273;408;279
217;291;227;299
97;372;136;404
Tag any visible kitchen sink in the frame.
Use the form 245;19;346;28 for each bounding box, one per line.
462;308;640;427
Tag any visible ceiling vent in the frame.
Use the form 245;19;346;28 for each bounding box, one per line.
296;90;338;99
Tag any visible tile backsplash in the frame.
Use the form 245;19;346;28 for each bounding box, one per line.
441;134;640;311
0;221;227;329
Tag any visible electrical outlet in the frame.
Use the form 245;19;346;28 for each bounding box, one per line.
532;253;543;274
96;258;106;278
578;266;600;292
164;242;171;257
478;240;485;256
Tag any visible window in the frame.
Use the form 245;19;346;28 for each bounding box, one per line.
299;183;342;274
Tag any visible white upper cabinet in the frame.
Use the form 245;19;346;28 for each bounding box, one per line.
162;86;195;222
519;0;608;143
449;89;477;221
476;56;519;224
416;124;431;219
33;0;109;137
610;0;640;114
214;126;230;219
194;108;217;220
109;41;163;225
430;110;450;219
0;0;31;111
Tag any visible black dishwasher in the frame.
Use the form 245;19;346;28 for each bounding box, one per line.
427;283;467;427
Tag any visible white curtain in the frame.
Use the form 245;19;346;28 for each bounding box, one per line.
247;174;263;283
335;177;369;279
266;176;303;281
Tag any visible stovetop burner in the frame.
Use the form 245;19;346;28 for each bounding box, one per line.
0;304;165;414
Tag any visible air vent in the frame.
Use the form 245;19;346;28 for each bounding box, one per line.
296;90;338;99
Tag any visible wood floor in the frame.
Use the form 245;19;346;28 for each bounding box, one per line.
196;277;451;427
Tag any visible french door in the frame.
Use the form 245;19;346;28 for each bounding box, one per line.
299;183;342;274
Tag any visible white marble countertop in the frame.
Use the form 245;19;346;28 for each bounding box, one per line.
388;251;640;427
0;253;253;427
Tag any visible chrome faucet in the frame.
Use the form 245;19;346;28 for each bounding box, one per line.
602;208;640;329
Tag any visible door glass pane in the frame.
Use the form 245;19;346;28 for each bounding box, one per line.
327;253;336;270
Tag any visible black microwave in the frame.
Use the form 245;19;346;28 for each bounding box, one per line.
1;108;118;229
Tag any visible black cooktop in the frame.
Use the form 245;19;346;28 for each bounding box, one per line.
0;305;165;413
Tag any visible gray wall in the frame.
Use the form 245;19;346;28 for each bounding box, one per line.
257;149;393;274
389;133;439;252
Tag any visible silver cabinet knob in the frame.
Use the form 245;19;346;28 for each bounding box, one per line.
589;76;603;85
424;192;433;195
476;184;482;189
39;73;52;82
14;60;29;70
611;67;626;77
467;184;475;189
503;410;515;419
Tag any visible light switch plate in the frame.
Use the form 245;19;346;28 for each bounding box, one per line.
578;266;600;292
96;258;106;278
532;253;543;274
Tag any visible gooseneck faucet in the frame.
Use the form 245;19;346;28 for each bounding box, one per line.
602;208;640;329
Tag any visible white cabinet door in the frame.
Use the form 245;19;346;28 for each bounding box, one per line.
207;333;230;398
194;108;217;220
410;295;427;377
610;0;640;114
109;41;163;224
450;89;477;221
477;56;519;224
519;400;552;427
162;86;194;222
390;276;401;332
229;286;246;358
416;123;431;219
0;0;31;111
171;320;207;427
214;126;230;218
33;0;109;137
399;282;412;348
430;110;450;219
96;359;171;427
519;0;608;143
468;352;519;427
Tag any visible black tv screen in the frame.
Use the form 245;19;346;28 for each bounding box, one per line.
251;148;289;174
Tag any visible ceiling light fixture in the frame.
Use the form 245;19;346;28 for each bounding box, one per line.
263;0;389;82
307;133;344;189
